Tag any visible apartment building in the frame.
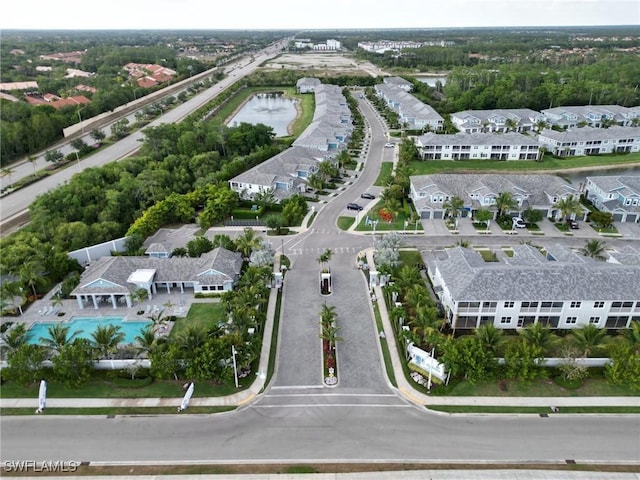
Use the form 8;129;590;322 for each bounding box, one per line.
538;126;640;157
414;132;541;160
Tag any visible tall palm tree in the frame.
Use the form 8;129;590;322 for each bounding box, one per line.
134;324;162;358
319;321;343;352
580;239;607;261
317;249;333;271
15;259;48;299
568;323;610;357
553;196;583;222
234;227;262;259
443;195;465;219
0;323;32;358
411;305;442;348
518;322;559;356
495;191;517;218
403;285;433;315
177;324;208;356
393;265;422;298
1;166;15;187
91;324;126;359
40;323;80;352
622;320;640;353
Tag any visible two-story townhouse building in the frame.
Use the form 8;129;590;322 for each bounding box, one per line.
374;84;444;131
541;105;640;129
538;126;640;157
296;77;322;93
584;176;640;223
382;76;413;92
414;132;541;161
451;109;544;133
409;173;582;220
425;244;640;330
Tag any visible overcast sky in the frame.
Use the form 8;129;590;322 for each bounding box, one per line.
2;0;638;30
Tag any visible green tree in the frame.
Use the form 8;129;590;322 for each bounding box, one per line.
604;343;640;391
579;239;607;261
519;323;559;356
5;344;46;386
91;324;125;359
44;149;64;165
567;323;610;357
52;339;95;389
443;195;465;219
504;341;544;383
15;258;48;299
186;236;214;257
234;227;262;259
281;194;309;226
40;323;80;352
264;214;286;235
622;320;640;353
473;208;493;228
589;211;613;230
441;336;497;384
553;196;582;222
522;208;543;225
149;342;182;380
474;323;506;356
134;324;163;358
90;128;106;145
495;191;517;217
317;248;333;270
177;324;209;357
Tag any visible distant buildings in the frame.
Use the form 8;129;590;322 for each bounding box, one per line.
25;93;91;109
451;109;545;134
124;62;177;88
358;40;454;54
538;126;640;157
0;81;39;92
414;132;540;161
292;39;341;50
39;50;86;63
374;81;444;131
541;105;640;129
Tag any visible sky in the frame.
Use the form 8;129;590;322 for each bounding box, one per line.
1;0;638;30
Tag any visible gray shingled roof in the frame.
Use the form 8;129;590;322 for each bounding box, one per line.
435;246;640;302
539;126;640;143
71;247;243;296
416;131;540;147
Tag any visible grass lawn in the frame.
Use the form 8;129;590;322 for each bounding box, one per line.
409;152;640;175
397;250;423;269
374;162;393;186
337;216;355;230
427;405;640;414
476;249;498;262
169;302;226;337
355;202;423;232
0;406;236;416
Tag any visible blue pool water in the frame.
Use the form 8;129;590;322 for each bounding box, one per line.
27;317;152;345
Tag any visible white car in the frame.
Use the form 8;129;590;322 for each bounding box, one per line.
384;143;394;148
512;218;526;229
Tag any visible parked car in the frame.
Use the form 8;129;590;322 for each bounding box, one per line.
360;193;375;200
384;143;394;148
512;218;526;229
567;219;579;229
347;202;363;211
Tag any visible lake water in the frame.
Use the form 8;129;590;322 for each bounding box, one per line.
556;166;640;187
227;93;298;137
416;76;448;87
27;316;151;345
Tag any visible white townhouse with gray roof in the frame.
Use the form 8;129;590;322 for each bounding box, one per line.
374;83;444;131
296;77;322;94
229;146;335;199
538;126;640;157
426;244;640;330
229;81;351;201
584;176;640;223
451;108;545;134
409;173;583;220
414;132;541;160
70;247;243;310
382;76;413;92
541;105;640;129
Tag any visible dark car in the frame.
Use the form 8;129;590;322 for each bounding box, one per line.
347;202;363;211
567;219;579;229
360;193;375;200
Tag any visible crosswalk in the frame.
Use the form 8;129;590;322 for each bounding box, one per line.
286;246;362;256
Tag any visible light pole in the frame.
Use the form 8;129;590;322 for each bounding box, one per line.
231;345;239;388
77;106;85;134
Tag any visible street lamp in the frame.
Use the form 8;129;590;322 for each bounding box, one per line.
231;345;239;388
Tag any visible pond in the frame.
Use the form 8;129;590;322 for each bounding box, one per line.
227;93;298;137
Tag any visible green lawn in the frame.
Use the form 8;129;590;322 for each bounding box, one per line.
337;216;355;230
397;250;423;268
169;302;226;338
476;249;498;262
410;152;640;175
0;406;236;416
374;162;393;186
427;405;640;414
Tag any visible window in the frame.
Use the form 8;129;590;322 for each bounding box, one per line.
504;301;514;308
589;317;600;324
565;317;578;324
594;301;605;308
570;301;581;308
500;316;512;324
538;316;560;328
479;316;494;325
606;316;629;329
483;301;497;311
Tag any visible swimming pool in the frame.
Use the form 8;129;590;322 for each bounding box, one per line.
27;317;152;345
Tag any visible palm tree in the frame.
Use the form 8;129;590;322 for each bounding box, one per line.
393;265;422;298
474;323;505;355
519;322;559;356
1;166;15;188
134;324;162;358
553;196;583;222
505;118;518;132
495;191;517;218
15;259;48;299
579;239;607;261
91;324;126;359
28;155;38;176
622;320;640;353
0;323;32;358
443;196;465;219
40;323;80;352
403;285;433;315
319;321;343;352
411;305;442;348
568;323;610;357
234;227;262;259
177;324;208;356
317;248;333;271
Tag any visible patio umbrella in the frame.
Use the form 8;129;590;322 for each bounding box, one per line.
178;382;194;412
36;380;47;414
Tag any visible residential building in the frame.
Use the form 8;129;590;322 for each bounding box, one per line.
0;81;39;92
296;77;321;93
584;176;640;223
538;126;640;157
382;76;413;92
124;62;177;88
542;105;640;129
374;84;444;131
70;247;243;310
409;173;582;220
414;132;541;160
451;109;545;133
425;244;640;330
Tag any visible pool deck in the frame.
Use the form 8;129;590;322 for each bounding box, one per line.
1;290;218;339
